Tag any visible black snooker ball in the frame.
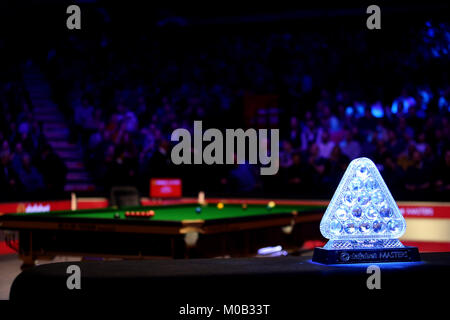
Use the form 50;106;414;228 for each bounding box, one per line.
195;207;202;214
114;213;120;219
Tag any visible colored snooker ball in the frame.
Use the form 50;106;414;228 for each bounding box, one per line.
114;213;120;219
217;202;224;210
268;201;276;209
242;203;248;210
195;207;202;213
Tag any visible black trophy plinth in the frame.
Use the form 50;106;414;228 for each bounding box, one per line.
312;246;421;264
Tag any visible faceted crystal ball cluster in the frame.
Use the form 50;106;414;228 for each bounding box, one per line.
320;157;406;240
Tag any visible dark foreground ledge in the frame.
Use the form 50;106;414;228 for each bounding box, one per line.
9;252;450;313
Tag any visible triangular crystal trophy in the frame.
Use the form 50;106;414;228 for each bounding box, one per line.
312;157;420;264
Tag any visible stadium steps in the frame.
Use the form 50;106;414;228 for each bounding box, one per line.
66;172;91;182
55;150;83;160
43;122;68;129
64;183;96;192
34;114;66;122
33;102;59;109
23;65;96;193
25;89;51;97
66;161;86;171
43;131;69;141
48;140;77;150
33;105;58;113
43;127;70;137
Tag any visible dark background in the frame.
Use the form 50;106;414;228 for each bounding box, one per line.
0;1;449;201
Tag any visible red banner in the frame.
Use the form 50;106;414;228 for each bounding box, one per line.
398;203;450;219
150;178;182;198
0;200;71;214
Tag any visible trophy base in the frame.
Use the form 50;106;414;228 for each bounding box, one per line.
312;246;421;264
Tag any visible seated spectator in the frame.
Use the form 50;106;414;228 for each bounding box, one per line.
287;116;301;149
300;119;318;152
438;87;450;112
18;154;44;193
358;108;377;134
415;132;429;154
397;143;417;171
284;152;310;194
228;162;260;195
321;106;340;133
1;140;10;155
307;143;327;190
279;140;294;169
387;130;405;156
326;146;348;191
317;131;335;159
380;155;405;198
74;95;95;130
35;145;67;193
396;116;415;142
435;149;450;194
88;122;105;151
404;151;432;195
0;151;22;198
10;142;25;172
339;130;361;160
123;110;138;133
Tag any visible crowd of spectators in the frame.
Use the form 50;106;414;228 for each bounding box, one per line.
43;20;450;200
5;14;450;201
0;71;67;200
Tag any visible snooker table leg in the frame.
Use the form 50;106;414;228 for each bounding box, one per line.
19;231;37;270
20;255;36;270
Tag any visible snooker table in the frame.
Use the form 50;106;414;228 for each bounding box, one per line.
0;202;325;269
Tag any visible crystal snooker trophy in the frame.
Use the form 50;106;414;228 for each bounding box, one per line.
313;157;420;264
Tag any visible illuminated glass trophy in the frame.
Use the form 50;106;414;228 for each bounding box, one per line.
313;157;420;264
